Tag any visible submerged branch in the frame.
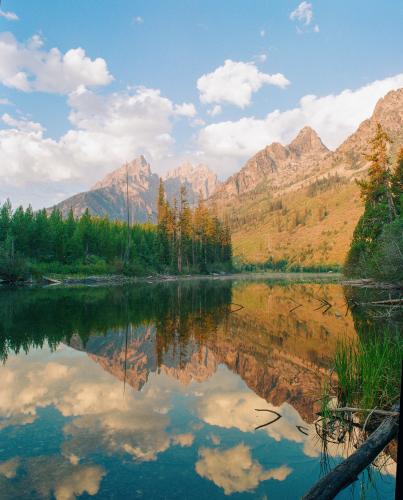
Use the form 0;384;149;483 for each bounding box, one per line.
303;404;399;500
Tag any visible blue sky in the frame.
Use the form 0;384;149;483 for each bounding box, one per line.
1;0;403;208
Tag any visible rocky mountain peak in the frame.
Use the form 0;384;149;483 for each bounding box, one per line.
336;88;403;160
92;156;152;191
288;126;329;157
164;161;219;200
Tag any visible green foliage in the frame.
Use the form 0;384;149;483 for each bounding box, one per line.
344;125;402;281
234;256;341;273
156;184;232;274
306;173;347;197
333;333;403;411
0;280;233;362
0;188;232;281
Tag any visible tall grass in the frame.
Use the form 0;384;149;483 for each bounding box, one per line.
334;333;403;411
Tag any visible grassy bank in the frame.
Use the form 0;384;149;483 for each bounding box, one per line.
331;333;402;412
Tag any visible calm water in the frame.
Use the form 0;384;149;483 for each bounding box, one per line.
0;277;399;499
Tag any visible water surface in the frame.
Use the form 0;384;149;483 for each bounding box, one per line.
0;278;398;499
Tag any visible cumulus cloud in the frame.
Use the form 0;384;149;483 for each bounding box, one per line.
0;456;105;500
173;433;195;447
195;444;292;495
0;347;183;464
196;73;403;176
0;32;113;94
174;102;197;117
0;86;197;205
197;59;290;108
290;2;313;25
0;9;18;21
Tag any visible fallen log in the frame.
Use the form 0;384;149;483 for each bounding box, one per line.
328;407;399;417
302;406;399;500
43;276;62;284
369;298;403;306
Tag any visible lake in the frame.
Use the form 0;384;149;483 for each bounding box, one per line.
0;277;398;499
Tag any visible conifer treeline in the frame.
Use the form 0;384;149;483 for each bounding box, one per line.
156;180;232;273
345;124;403;281
0;185;232;280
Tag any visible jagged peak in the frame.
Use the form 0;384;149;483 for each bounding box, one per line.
288;126;329;156
164;161;215;180
92;156;152;190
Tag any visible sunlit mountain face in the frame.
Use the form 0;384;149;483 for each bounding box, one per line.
0;280;398;499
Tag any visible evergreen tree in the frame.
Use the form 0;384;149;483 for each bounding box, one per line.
345;124;402;279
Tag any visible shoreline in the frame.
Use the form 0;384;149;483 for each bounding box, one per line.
1;272;401;289
1;271;344;288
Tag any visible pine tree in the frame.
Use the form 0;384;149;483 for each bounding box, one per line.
392;147;403;215
345;124;399;277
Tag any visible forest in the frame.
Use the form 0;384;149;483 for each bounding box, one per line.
0;182;232;281
345;124;403;282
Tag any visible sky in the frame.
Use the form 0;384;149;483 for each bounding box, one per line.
0;0;402;208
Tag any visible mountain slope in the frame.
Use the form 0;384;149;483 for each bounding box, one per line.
52;157;219;223
212;88;403;265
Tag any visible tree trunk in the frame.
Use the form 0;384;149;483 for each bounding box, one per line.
302;409;399;500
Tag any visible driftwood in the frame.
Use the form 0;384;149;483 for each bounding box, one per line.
302;407;399;500
328;407;400;417
43;276;62;284
369;298;403;306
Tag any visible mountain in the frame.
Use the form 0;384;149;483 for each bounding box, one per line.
163;161;219;203
52;156;159;222
51;157;220;223
213;126;330;200
211;88;403;266
67;283;355;423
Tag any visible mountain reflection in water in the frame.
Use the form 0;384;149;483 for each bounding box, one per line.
0;279;397;499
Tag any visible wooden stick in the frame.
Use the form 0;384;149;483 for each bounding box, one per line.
302;407;399;500
329;407;399;417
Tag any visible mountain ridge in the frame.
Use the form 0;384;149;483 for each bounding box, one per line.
51;158;220;223
214;88;403;265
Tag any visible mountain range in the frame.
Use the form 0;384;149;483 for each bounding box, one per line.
52;157;219;223
51;88;403;265
212;88;403;265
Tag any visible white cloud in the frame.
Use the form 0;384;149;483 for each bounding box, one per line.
0;32;113;94
2;113;44;133
174;102;197;117
197;59;290;109
260;29;266;37
0;86;197;205
290;2;313;25
313;24;320;33
207;104;222;117
133;16;144;24
197;73;403;176
0;9;19;21
0;456;105;500
0;97;12;105
172;433;195;447
195;444;292;495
